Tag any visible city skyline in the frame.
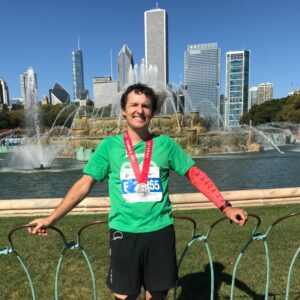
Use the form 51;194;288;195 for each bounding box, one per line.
0;0;299;101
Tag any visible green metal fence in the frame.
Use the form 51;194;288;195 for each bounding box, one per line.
1;212;299;299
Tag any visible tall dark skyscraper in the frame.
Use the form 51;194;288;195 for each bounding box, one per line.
225;50;250;128
117;44;134;91
144;7;168;87
72;44;85;101
0;78;10;107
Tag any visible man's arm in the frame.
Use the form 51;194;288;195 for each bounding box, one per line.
185;166;248;226
28;174;96;236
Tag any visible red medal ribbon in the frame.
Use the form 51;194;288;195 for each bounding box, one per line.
124;130;153;184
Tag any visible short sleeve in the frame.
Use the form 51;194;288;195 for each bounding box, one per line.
83;138;110;181
167;136;195;175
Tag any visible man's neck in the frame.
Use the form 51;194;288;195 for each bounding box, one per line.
126;127;151;145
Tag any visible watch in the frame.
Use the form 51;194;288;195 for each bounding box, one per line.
219;200;232;212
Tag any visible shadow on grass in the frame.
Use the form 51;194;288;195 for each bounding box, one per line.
176;262;265;300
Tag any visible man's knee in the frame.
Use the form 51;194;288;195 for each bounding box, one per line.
115;295;138;300
148;290;168;300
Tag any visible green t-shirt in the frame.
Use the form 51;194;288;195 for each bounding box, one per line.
83;134;195;233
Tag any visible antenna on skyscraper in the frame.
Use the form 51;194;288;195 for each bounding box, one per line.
77;36;80;50
110;49;113;80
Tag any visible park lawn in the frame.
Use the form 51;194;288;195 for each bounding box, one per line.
0;204;299;300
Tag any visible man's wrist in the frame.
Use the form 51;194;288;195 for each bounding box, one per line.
219;200;232;212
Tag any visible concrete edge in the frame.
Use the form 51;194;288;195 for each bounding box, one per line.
1;187;300;217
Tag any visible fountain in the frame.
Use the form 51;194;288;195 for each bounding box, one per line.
256;124;297;146
69;60;264;158
30;60;296;161
9;67;63;170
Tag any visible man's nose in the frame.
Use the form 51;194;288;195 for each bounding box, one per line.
136;105;143;113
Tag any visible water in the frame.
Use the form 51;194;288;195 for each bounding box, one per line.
14;67;62;169
1;145;300;200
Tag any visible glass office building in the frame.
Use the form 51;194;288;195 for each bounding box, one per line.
117;44;134;91
184;43;220;121
0;78;10;107
225;50;250;128
72;49;85;101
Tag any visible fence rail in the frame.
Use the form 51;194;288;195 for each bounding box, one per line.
1;212;299;299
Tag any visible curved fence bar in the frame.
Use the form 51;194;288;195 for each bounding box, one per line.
173;215;214;300
285;246;300;300
1;211;299;299
53;221;108;300
76;220;108;300
263;211;300;300
262;211;300;300
7;224;48;300
227;215;263;300
6;224;70;300
54;241;77;300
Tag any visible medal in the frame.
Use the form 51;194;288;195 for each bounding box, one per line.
136;183;150;198
124;131;153;198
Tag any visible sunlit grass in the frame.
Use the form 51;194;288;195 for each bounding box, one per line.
0;204;299;299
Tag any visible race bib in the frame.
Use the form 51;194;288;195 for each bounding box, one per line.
120;161;163;203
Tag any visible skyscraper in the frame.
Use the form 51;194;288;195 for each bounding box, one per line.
249;87;258;107
93;76;118;112
117;44;134;91
72;48;85;101
257;82;273;104
144;7;168;87
20;68;38;106
0;78;10;108
184;43;221;121
225;50;250;128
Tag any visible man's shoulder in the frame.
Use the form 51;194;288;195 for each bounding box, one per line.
102;134;124;144
94;134;124;153
153;134;174;144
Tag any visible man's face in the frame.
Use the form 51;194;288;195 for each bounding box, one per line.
122;91;154;131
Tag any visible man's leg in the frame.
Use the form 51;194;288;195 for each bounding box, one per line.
145;290;168;300
107;229;142;298
143;226;177;294
114;293;140;300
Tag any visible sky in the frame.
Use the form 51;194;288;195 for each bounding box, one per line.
0;0;300;101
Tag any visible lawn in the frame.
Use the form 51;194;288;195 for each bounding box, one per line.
0;204;299;299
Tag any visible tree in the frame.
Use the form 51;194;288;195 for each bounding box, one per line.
278;94;300;123
240;98;287;125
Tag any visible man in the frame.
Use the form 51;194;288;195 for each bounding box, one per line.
29;83;248;300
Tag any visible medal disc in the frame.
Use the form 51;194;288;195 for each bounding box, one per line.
137;183;150;198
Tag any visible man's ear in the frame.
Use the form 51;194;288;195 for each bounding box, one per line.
121;110;126;118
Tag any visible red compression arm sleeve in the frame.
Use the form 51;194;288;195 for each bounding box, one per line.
185;166;226;209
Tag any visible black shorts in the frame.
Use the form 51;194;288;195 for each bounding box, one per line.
106;225;177;295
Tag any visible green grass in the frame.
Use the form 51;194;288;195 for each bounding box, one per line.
1;204;300;299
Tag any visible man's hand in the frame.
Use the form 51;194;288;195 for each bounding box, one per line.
27;216;54;236
223;207;248;226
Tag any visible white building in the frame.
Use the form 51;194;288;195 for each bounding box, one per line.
144;7;168;87
93;76;119;114
257;82;273;104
